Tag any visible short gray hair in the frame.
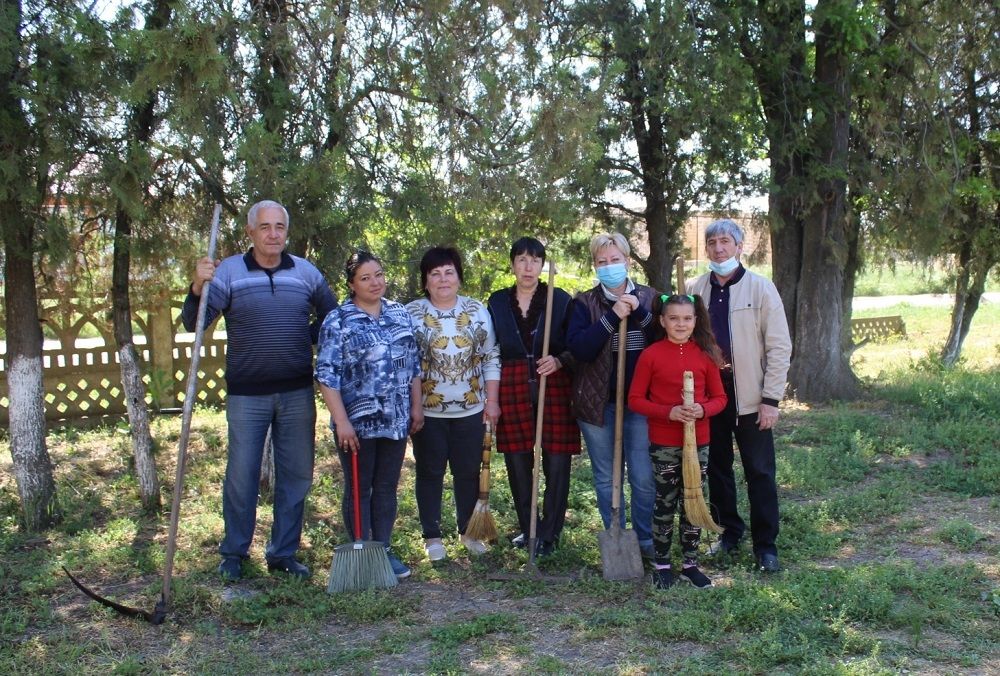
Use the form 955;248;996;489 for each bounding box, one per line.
704;219;743;245
589;232;631;261
247;200;290;229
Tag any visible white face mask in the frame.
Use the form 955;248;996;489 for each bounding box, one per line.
709;256;739;276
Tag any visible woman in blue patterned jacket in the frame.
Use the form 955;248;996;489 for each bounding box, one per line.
316;250;423;580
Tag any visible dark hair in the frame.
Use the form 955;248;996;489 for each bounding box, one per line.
652;294;725;367
419;246;464;297
344;250;382;296
509;237;546;263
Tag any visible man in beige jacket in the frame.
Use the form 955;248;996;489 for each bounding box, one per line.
687;219;792;572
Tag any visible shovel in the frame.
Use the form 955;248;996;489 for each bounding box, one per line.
64;204;222;624
598;317;644;581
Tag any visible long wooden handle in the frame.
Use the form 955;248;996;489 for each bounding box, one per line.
162;204;221;604
478;420;493;495
528;261;557;550
675;255;686;293
610;316;628;514
683;371;696;446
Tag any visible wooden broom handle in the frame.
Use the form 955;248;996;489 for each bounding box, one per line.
675;255;686;293
478;421;493;495
683;371;696;439
529;261;557;545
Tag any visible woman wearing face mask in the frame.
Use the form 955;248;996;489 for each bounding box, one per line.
566;233;660;560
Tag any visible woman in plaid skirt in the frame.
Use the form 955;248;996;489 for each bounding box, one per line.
486;237;581;558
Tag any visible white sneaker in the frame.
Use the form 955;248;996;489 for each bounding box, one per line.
424;538;447;561
460;534;489;556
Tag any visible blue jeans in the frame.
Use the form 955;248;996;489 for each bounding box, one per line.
220;387;316;562
336;436;407;545
578;403;654;546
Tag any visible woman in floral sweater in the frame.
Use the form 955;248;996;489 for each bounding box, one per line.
407;246;501;561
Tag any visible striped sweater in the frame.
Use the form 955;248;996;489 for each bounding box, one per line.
181;250;338;396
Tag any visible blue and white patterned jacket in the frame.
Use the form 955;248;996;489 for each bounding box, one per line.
315;298;421;440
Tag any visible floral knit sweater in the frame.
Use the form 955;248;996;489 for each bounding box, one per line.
406;296;501;418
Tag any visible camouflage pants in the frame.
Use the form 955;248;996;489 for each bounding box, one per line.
650;443;709;566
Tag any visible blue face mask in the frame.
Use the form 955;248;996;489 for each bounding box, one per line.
596;263;628;289
709;256;739;276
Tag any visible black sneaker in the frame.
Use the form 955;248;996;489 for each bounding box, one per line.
535;540;555;558
708;539;739;556
653;568;674;589
679;566;713;589
266;557;311;579
218;557;243;581
756;552;780;573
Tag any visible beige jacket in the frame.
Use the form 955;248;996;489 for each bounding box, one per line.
688;268;792;415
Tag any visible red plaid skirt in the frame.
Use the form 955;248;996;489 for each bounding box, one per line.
497;359;581;455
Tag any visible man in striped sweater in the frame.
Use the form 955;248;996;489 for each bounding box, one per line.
183;200;338;581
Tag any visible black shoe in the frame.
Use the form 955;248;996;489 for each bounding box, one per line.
218;557;243;581
653;568;674;589
708;539;739;556
535;540;555;558
266;557;311;579
679;565;713;589
510;533;526;549
756;553;780;573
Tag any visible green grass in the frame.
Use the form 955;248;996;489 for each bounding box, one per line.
2;301;999;673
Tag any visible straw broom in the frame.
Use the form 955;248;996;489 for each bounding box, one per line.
465;420;499;542
682;371;723;533
327;449;398;593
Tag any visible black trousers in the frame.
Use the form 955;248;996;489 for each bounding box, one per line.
503;452;572;543
411;413;484;539
708;383;780;556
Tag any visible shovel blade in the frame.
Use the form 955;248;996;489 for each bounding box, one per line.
598;523;644;581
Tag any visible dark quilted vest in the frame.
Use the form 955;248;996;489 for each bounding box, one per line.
571;284;656;426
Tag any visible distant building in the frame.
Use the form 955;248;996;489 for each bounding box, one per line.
627;211;771;271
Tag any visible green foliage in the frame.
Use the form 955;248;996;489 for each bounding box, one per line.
936;520;986;552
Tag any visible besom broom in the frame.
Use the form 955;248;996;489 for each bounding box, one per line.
327;448;398;592
682;371;723;533
464;420;499;542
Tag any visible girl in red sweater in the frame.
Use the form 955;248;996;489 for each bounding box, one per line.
628;294;727;589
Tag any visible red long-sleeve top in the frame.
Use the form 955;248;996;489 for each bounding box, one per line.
628;339;727;446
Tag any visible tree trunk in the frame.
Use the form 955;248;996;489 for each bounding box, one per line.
113;206;160;511
785;0;859;401
641;202;678;292
940;246;971;367
4;211;60;531
2;0;59;531
613;3;679;292
942;59;997;367
108;0;173;511
941;237;993;367
739;1;807;336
